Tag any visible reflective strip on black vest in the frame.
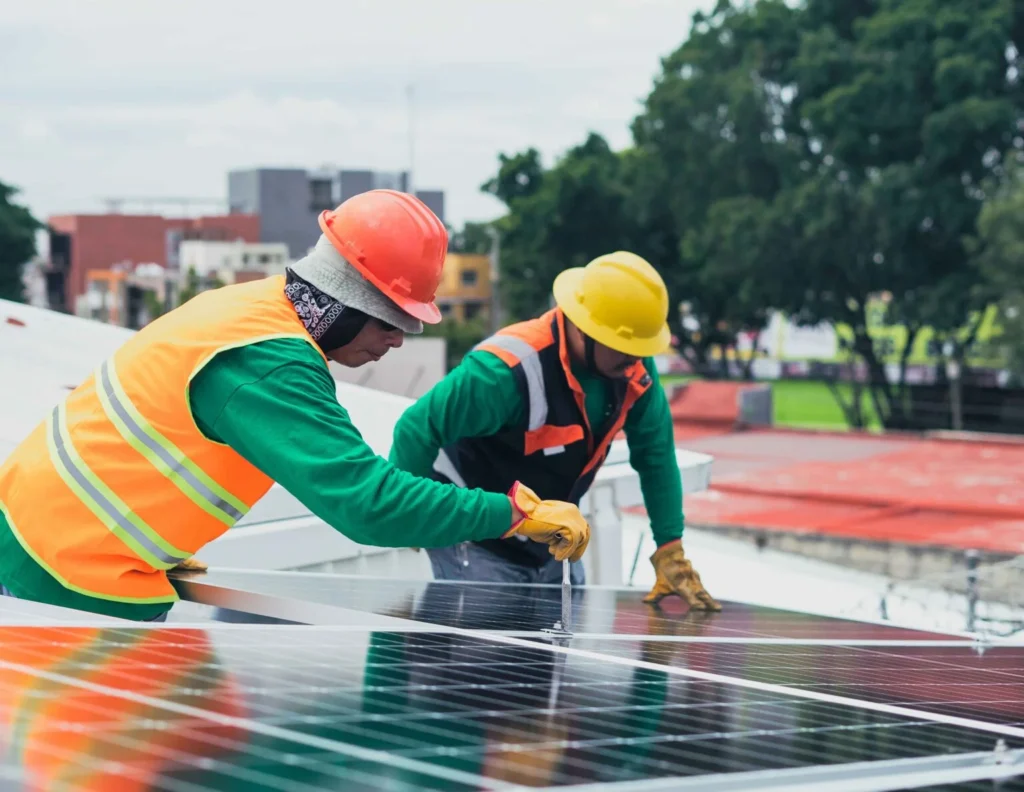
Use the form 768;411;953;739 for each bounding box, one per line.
478;334;548;430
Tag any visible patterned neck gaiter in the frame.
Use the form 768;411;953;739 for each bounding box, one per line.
284;268;370;352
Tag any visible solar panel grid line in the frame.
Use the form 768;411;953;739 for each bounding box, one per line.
161;631;1015;778
28;732;470;792
171;571;968;642
0;657;513;791
3;627;1022;790
547;749;1024;792
16;729;310;792
523;636;985;646
45;724;473;792
172;567;994;640
446;625;1024;742
567;641;1024;725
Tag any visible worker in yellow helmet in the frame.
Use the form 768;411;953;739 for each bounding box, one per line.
390;251;720;610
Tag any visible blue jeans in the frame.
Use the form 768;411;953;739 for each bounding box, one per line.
0;583;168;622
427;541;586;585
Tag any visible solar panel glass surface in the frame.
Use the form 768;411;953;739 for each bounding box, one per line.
0;625;1014;791
173;570;963;640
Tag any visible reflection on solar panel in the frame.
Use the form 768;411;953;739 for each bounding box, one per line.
1;569;1023;790
174;569;962;641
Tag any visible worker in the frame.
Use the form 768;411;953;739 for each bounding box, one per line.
390;251;720;610
0;190;590;622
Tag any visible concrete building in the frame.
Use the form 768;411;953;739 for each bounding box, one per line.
227;168;327;260
46;213;259;315
435;253;492;322
414;189;445;225
178;240;290;285
81;263;179;329
229;167;445;259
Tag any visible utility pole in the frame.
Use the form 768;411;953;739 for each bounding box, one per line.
406;83;415;195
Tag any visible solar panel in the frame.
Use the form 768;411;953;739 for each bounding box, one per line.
563;641;1024;726
171;569;967;641
0;593;126;625
0;625;1018;791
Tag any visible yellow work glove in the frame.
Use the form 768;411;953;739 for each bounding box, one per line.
643;539;721;611
503;482;590;563
170;556;208;573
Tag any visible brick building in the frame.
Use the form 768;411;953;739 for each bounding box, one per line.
46;213;259;313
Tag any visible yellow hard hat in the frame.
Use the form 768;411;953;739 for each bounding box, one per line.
552;251;672;357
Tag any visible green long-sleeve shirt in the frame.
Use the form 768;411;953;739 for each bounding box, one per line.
0;338;511;620
389;350;684;548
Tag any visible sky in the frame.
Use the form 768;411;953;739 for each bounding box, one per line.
1;0;714;231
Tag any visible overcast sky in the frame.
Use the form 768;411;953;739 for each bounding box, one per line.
2;0;712;229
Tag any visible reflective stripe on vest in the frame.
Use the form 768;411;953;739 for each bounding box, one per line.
47;402;190;570
96;359;247;525
475;334;548;430
0;275;325;605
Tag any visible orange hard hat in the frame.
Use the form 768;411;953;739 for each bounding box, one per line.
318;189;447;324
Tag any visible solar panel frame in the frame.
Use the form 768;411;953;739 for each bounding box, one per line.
170;569;972;642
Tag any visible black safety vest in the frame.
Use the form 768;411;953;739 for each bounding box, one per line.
431;309;652;566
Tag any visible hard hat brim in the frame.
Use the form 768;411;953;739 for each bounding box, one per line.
553;268;672;357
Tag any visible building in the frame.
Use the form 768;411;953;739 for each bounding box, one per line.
229;167;445;259
413;189;445;225
178;240;290;285
227;169;325;261
46;213;259;315
81;263;179;329
435;253;492;322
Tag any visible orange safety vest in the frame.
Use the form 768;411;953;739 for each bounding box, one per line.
0;275;325;605
431;308;652;566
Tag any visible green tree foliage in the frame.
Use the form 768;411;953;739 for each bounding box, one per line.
483;134;644;323
447;222;495;255
422;316;490;371
0;181;41;303
971;154;1024;382
483;0;1023;428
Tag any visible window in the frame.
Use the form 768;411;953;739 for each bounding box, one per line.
258;253;272;264
310;178;334;212
464;301;483;320
460;269;478;287
439;303;453;317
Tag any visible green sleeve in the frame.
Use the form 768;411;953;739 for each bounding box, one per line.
623;358;684;547
389;350;526;478
188;339;511;548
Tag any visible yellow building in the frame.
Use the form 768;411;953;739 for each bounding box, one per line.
436;253;492;322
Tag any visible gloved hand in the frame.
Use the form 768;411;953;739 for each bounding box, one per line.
643;539;720;611
170;556;208;573
503;482;590;563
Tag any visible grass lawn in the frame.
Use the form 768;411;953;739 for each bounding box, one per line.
661;375;882;431
771;380;881;431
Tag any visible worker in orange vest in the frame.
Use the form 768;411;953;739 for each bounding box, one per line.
0;190;590;622
390;252;719;610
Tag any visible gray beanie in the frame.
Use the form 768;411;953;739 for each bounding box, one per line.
289;234;424;334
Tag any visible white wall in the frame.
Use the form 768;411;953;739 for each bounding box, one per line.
328;337;447;400
178;240;290;282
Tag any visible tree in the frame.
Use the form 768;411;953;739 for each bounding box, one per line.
0;181;41;303
483;134;643;322
447;222;495;255
741;0;1020;428
422;315;490;371
970;153;1024;382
